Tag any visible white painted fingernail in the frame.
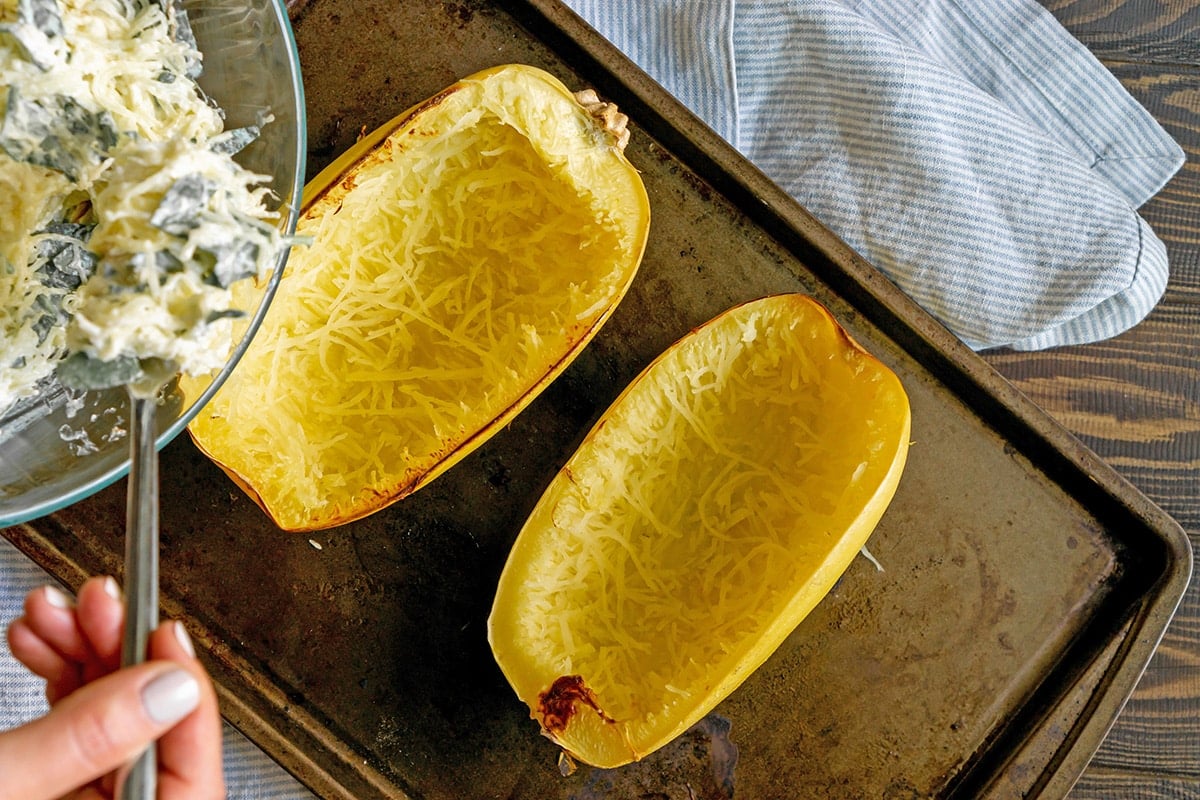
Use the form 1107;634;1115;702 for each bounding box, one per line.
141;668;200;725
101;577;120;600
42;585;72;608
172;621;196;658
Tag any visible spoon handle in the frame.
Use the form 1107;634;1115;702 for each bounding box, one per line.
119;395;159;800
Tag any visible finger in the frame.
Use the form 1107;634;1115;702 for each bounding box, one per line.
6;618;84;699
21;584;91;663
10;586;90;703
0;660;201;800
149;621;226;799
74;577;124;678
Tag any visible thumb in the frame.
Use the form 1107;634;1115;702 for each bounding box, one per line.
0;661;201;800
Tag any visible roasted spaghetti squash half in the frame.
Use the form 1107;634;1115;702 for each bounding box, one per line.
488;294;911;768
186;64;650;531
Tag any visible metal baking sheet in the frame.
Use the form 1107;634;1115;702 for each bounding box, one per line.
3;2;1191;798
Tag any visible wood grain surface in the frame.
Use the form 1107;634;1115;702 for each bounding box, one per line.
992;2;1200;794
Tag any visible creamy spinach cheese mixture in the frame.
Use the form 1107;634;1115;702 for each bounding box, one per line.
0;0;288;418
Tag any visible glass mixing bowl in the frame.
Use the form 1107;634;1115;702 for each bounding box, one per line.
0;0;307;526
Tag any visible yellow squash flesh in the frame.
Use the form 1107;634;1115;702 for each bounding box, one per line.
488;294;911;768
186;64;650;531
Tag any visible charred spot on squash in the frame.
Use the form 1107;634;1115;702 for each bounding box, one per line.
538;675;615;733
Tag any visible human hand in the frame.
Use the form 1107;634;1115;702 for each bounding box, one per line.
1;576;224;799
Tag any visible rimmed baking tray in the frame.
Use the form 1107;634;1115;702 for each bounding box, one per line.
2;2;1191;798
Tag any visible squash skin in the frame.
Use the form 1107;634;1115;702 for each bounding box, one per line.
186;64;650;531
488;294;911;768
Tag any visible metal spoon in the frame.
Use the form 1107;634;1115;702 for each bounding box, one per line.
117;393;160;800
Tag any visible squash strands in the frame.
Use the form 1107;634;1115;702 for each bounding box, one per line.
186;65;650;531
488;294;911;768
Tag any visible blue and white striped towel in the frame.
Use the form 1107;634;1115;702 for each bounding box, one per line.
565;0;1184;350
0;1;1185;797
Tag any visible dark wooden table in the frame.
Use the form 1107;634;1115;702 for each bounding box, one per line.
0;2;1193;797
988;2;1200;796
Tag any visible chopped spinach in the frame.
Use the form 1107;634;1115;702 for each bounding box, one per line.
33;222;97;290
170;5;202;79
151;177;272;287
0;88;119;180
131;249;185;275
206;238;261;288
150;174;217;234
210;124;261;156
0;0;64;70
23;0;63;38
26;223;97;345
212;110;275;155
30;293;59;343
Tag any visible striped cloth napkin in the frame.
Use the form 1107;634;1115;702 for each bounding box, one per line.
0;1;1184;796
566;0;1184;350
